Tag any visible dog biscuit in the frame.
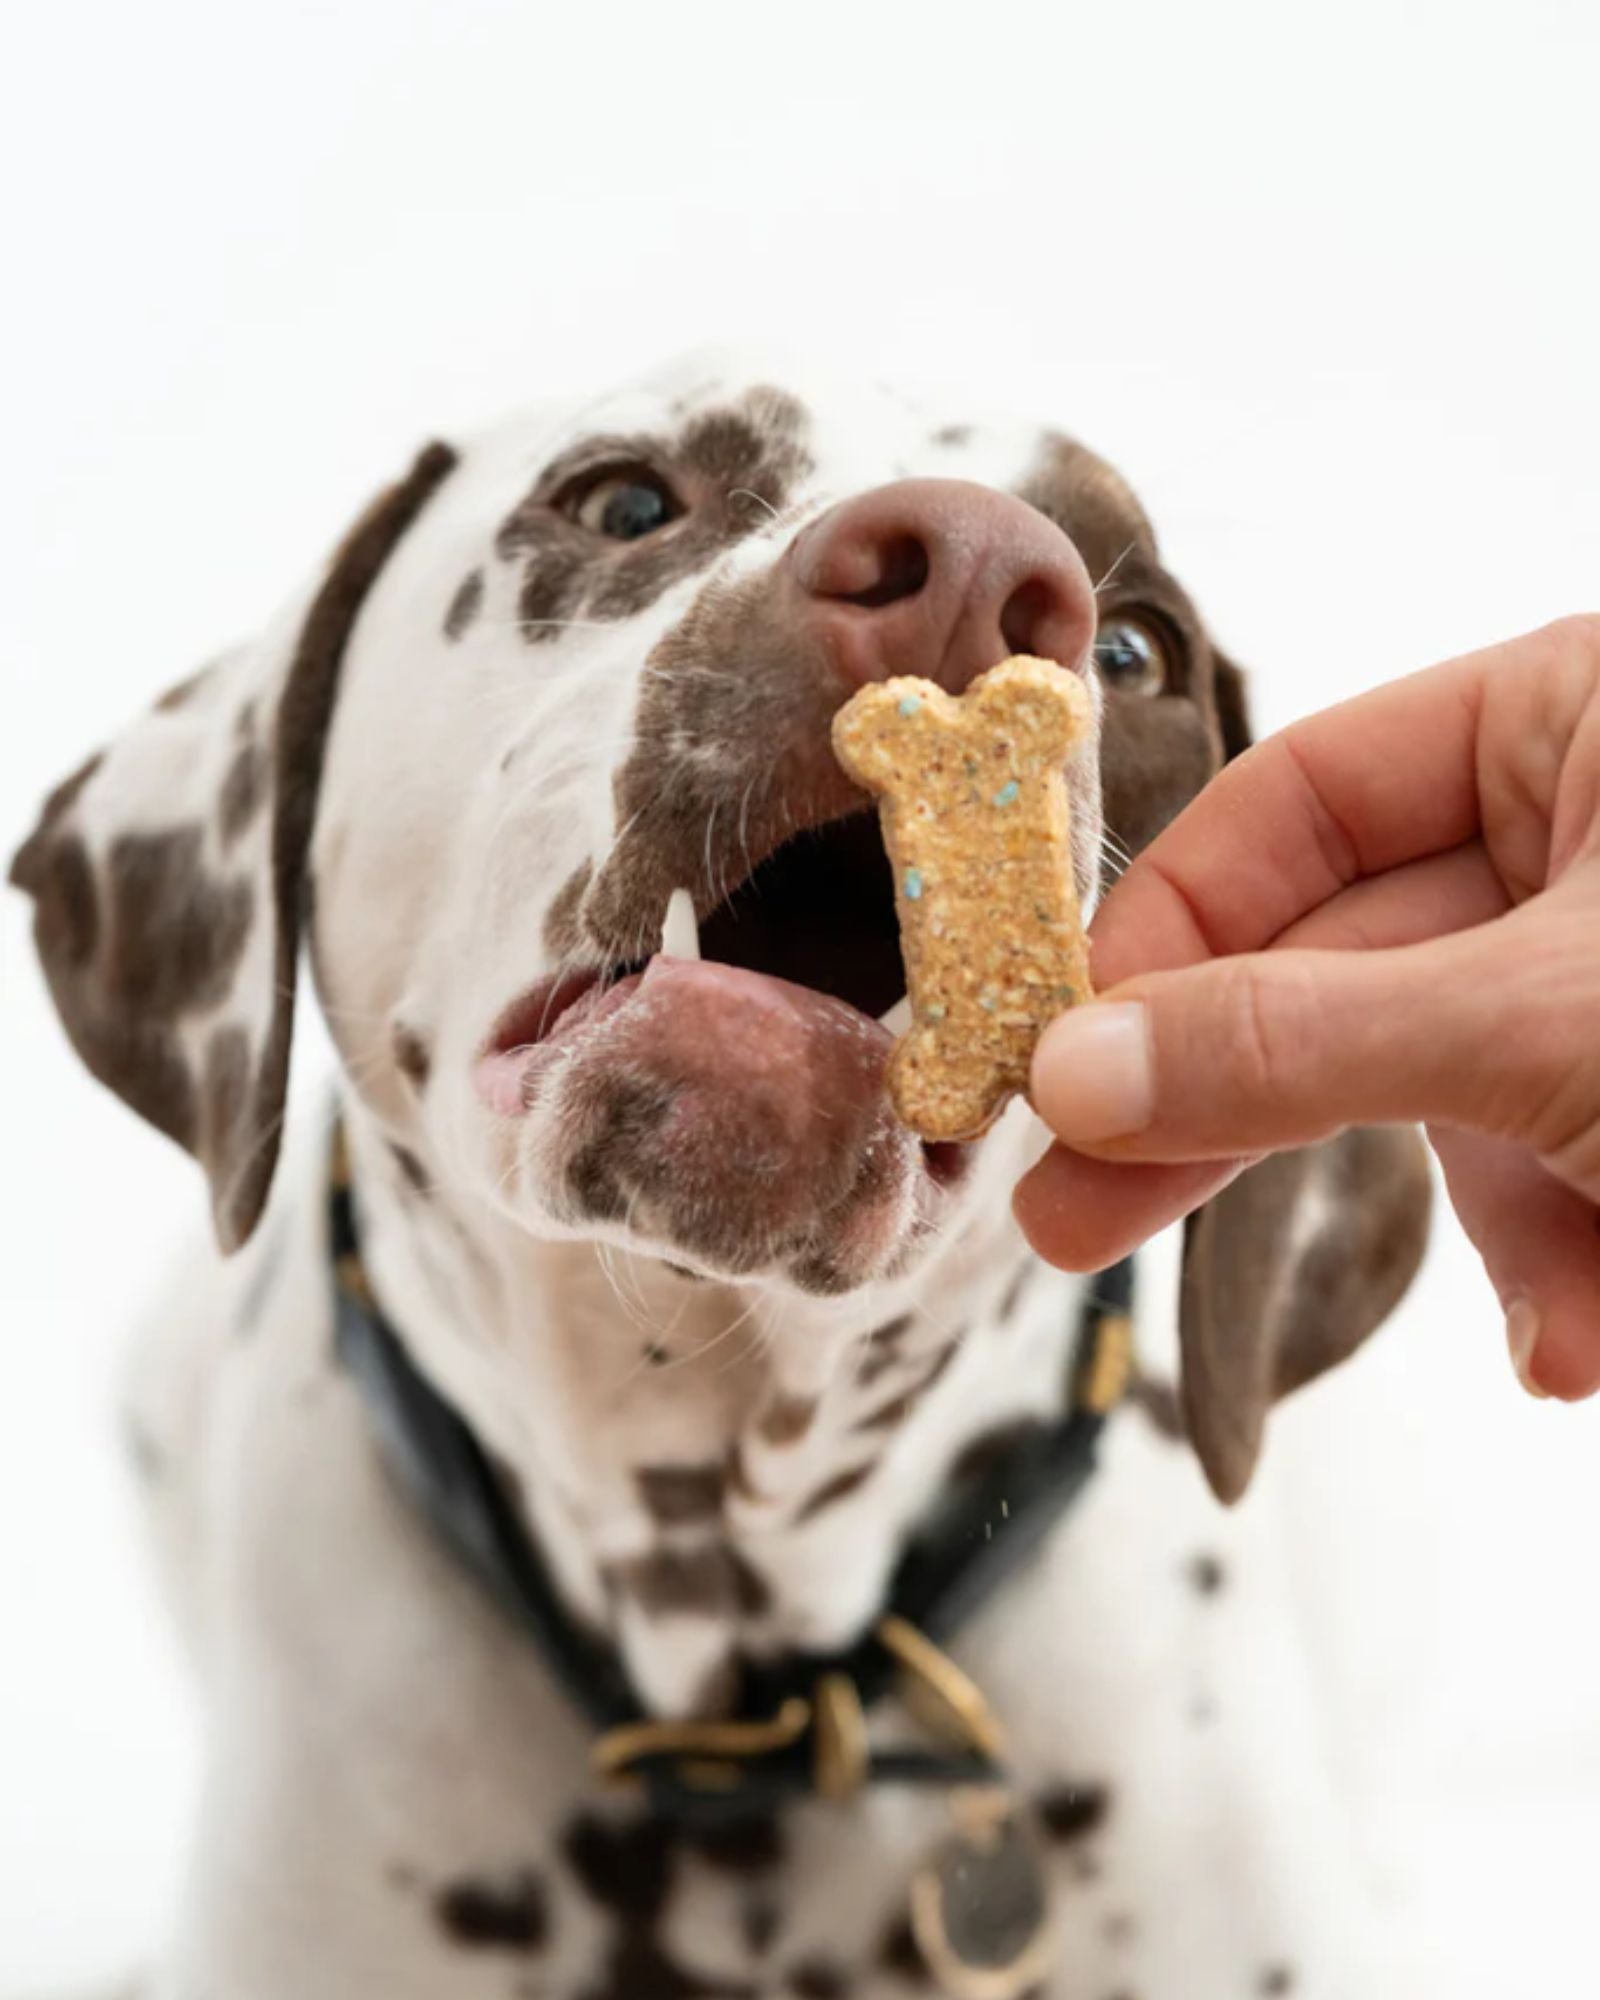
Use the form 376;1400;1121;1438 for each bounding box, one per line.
832;656;1095;1141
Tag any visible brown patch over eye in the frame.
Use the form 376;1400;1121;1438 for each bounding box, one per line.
495;387;814;644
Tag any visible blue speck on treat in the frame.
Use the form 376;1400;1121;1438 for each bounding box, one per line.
993;779;1020;808
904;868;924;901
897;693;923;718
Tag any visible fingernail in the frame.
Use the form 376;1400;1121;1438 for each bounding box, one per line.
1030;1002;1153;1142
1505;1297;1550;1400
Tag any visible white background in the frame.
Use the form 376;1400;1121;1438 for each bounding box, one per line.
2;1;1597;1990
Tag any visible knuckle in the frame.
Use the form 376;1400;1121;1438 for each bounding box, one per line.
1542;610;1600;662
1213;957;1311;1104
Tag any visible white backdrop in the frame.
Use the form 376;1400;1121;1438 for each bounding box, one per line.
2;1;1597;1990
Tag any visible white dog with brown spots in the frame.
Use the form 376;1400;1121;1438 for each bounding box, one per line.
12;351;1431;2000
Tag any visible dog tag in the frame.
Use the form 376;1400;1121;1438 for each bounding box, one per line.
909;1790;1054;2000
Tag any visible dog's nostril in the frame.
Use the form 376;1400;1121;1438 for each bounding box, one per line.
1000;574;1082;666
840;535;930;610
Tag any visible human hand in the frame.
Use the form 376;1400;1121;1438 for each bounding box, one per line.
1016;617;1600;1401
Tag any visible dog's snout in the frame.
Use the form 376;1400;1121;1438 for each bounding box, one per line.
791;478;1096;693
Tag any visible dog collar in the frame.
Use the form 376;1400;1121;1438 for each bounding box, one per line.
328;1125;1133;1827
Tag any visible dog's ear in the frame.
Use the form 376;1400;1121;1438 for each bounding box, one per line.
9;443;457;1253
1208;641;1254;766
1179;1127;1432;1503
1177;640;1432;1500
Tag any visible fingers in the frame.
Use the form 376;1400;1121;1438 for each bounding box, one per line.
1090;618;1600;993
1033;911;1590;1164
1013;1151;1243;1272
1271;839;1510;953
1430;1127;1600;1401
1090;647;1490;989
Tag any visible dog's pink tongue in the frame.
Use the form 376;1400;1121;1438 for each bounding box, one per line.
600;955;892;1124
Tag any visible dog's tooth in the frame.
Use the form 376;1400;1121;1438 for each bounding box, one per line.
879;997;912;1035
663;887;700;961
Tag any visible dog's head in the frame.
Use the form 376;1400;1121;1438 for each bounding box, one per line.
11;350;1426;1497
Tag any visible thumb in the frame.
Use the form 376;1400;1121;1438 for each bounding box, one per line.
1030;911;1596;1169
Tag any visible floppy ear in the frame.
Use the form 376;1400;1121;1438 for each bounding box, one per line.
1208;641;1255;766
9;442;457;1253
1177;640;1432;1501
1179;1127;1432;1502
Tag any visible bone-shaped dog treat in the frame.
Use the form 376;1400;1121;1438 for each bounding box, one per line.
832;655;1095;1142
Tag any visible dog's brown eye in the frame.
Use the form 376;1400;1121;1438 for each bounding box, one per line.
571;473;682;542
1094;616;1170;697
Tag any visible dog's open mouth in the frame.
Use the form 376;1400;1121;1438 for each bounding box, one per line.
475;813;970;1192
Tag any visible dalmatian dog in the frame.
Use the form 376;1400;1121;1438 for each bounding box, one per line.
11;351;1431;2000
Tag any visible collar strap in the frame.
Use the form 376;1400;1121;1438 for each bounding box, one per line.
329;1126;1133;1824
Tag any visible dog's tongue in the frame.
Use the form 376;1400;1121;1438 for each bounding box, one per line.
572;956;888;1128
479;956;895;1132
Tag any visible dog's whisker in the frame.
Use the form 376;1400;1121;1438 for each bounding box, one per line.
1092;541;1137;597
727;486;782;526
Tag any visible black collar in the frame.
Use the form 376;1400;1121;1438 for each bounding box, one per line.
329;1128;1134;1825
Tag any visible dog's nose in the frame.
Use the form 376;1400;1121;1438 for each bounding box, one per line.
790;478;1097;693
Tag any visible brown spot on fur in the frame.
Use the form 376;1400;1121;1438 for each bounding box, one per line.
852;1344;956;1433
612;1544;770;1620
788;1959;851;1998
795;1461;874;1524
391;1022;432;1090
434;1868;548;1951
1035;1782;1110;1844
390;1142;431;1195
107;830;253;1016
444;567;484;639
154;666;210;712
758;1391;818;1445
1260;1969;1295;1996
1104;1911;1138;1946
218;740;267;846
857;1315;915;1387
637;1463;725;1525
931;424;971;447
1188;1552;1226;1596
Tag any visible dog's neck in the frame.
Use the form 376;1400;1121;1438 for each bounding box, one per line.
341;1099;1083;1719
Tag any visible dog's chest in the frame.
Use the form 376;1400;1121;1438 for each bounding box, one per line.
152;1202;1389;2000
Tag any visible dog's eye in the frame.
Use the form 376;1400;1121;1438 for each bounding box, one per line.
569;472;682;542
1094;616;1171;697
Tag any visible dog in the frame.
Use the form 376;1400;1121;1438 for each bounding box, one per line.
11;349;1431;2000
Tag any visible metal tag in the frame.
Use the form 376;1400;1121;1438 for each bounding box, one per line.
909;1790;1054;2000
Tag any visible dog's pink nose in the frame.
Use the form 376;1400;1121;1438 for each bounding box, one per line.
790;478;1096;693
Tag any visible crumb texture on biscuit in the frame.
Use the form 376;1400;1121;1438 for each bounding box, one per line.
832;656;1094;1142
